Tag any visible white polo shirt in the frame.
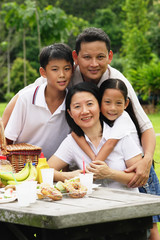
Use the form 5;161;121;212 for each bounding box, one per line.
54;122;142;192
5;83;70;159
31;64;152;133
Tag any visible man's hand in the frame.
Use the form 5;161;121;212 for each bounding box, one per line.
124;157;151;188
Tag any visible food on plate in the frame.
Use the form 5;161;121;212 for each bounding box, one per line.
0;157;13;187
4;185;16;191
55;181;66;192
64;181;87;198
38;183;62;201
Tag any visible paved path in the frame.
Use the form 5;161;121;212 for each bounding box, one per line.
156;133;160;136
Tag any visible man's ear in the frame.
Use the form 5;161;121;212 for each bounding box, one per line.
39;67;47;78
108;50;113;64
124;98;130;109
72;50;78;65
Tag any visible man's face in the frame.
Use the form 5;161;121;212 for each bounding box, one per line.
73;41;113;85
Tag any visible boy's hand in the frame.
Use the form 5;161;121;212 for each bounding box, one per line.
125;158;151;188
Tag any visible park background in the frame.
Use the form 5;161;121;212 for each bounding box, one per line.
0;0;160;232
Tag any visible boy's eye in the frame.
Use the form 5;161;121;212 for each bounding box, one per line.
52;68;58;71
65;67;71;71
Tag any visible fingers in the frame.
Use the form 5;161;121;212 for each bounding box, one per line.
127;174;148;188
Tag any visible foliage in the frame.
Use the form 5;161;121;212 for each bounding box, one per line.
129;54;160;104
7;57;39;94
121;0;151;75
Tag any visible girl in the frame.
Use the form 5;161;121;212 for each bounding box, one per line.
48;82;143;192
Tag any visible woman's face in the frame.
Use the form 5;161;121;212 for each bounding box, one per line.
101;88;129;121
68;91;100;131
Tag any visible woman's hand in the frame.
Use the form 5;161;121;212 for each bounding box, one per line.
86;160;111;179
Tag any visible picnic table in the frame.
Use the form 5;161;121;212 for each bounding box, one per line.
0;187;160;240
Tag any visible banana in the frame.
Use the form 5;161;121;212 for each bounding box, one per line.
25;162;37;181
0;162;30;182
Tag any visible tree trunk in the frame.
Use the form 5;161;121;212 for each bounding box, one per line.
7;28;11;93
23;29;27;87
35;7;41;52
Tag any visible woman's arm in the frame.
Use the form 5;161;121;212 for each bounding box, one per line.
87;153;142;185
48;155;82;182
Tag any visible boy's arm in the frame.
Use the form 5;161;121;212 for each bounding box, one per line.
2;94;19;129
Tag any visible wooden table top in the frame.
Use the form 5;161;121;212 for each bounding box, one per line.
0;187;160;230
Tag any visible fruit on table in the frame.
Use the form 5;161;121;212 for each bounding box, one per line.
0;162;37;185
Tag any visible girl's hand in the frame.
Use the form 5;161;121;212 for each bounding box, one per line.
86;160;111;179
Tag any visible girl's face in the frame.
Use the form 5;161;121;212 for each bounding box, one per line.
101;88;129;121
68;91;100;131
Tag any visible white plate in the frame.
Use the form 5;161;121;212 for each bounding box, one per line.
92;184;101;189
0;195;17;203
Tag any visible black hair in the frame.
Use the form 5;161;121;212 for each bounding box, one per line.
39;43;73;69
75;27;111;54
65;82;101;136
99;79;142;143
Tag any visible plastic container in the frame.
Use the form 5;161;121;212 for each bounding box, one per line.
36;152;49;183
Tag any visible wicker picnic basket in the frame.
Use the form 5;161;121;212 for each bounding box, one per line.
0;119;41;172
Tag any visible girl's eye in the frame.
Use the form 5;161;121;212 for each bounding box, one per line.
52;68;58;71
117;102;123;105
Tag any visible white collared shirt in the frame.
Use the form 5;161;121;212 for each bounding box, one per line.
54;122;142;192
5;83;70;159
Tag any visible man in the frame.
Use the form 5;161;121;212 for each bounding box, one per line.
2;27;155;188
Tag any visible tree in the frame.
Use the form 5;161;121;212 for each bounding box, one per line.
121;0;151;76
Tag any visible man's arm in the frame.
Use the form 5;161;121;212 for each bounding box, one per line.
125;128;156;187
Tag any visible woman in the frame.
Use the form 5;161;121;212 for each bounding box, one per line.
48;82;143;192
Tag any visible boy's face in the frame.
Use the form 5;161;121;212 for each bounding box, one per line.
73;41;113;85
40;59;73;91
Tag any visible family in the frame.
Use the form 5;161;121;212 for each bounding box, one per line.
2;27;160;239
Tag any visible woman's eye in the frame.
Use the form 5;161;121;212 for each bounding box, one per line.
65;67;71;71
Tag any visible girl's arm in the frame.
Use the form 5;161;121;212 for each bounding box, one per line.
71;132;96;161
48;154;82;182
71;131;118;161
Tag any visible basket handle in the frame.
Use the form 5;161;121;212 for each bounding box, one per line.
0;118;7;154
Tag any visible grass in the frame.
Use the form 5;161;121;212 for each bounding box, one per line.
0;103;160;231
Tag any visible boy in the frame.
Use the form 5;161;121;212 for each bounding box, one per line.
4;43;73;159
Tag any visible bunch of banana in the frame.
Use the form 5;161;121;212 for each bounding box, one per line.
0;162;37;185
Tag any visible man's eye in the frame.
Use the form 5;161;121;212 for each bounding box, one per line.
84;56;90;59
52;68;57;71
98;55;105;60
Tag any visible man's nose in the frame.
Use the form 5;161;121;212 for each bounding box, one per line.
90;58;98;67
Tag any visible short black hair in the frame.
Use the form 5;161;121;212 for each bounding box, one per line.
75;27;111;54
39;43;73;69
65;82;101;136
